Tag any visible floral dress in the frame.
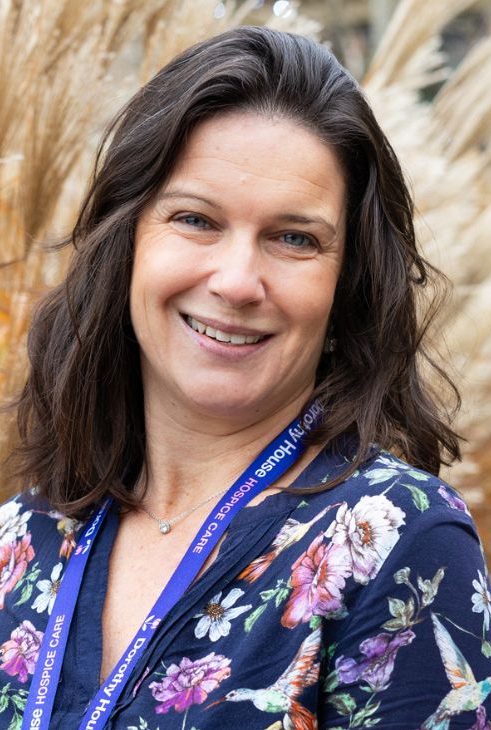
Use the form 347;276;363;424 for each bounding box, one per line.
0;446;490;729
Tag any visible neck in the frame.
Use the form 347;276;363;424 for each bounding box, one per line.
138;388;314;515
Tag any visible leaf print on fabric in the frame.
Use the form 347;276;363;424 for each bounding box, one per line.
335;629;415;691
472;571;491;632
281;535;351;629
418;568;446;608
127;719;161;730
325;495;405;585
194;588;252;642
0;683;29;729
364;453;431;486
10;562;41;609
149;653;231;714
31;562;63;615
382;597;416;631
438;485;470;515
238;505;338;583
383;567;446;632
0;535;35;609
327;691;357;715
0;502;32;547
421;614;491;729
402;483;430;512
214;628;321;730
0;620;43;683
243;579;291;634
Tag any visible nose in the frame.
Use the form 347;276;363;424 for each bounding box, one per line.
207;234;266;308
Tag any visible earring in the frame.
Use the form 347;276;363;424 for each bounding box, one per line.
323;337;337;353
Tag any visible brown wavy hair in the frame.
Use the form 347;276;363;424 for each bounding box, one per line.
9;26;460;516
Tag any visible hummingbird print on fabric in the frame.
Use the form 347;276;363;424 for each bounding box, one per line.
238;506;338;583
421;613;491;729
208;628;321;729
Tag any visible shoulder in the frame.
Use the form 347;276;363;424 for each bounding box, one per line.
288;448;480;585
305;447;475;530
0;491;83;614
0;490;84;560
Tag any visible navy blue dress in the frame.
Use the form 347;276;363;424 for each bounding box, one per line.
0;447;490;729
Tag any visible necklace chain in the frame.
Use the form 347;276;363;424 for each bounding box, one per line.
140;487;228;534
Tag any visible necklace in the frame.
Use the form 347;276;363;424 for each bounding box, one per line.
140;487;228;534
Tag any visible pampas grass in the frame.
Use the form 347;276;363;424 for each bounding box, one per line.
1;0;490;544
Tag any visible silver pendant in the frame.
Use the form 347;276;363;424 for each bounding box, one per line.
158;520;171;534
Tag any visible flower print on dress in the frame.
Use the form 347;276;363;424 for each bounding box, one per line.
472;571;491;632
469;705;491;730
194;588;252;642
335;629;415;691
0;619;43;683
238;506;335;583
31;562;63;615
438;485;471;515
325;495;405;584
0;501;32;547
149;652;231;714
0;534;35;609
281;534;351;629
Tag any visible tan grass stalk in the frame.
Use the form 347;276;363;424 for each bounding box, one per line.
364;1;491;541
366;0;478;88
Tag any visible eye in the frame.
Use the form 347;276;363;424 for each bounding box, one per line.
174;213;212;230
280;232;318;249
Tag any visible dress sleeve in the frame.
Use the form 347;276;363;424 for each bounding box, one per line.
318;507;491;729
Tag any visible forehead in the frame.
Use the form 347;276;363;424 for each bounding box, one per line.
163;111;347;217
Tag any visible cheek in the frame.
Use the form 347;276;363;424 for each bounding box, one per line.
130;244;193;315
292;285;337;339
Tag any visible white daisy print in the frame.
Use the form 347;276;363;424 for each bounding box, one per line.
471;570;491;631
194;588;252;642
32;562;63;615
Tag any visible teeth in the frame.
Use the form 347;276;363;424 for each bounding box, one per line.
187;316;263;345
231;334;247;345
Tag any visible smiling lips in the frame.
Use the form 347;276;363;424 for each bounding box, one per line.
185;315;267;346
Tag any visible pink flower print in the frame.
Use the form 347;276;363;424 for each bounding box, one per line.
0;534;35;609
325;495;405;585
149;652;231;714
281;534;351;629
0;620;43;683
335;629;415;691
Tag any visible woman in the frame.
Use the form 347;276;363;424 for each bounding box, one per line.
0;26;489;729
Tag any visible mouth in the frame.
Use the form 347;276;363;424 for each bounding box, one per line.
184;315;269;346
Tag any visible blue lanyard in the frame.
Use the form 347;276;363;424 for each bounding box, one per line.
22;400;322;730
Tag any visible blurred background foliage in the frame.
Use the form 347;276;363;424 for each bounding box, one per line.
0;0;490;554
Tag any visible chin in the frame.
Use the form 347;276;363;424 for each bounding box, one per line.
180;381;273;422
188;393;262;420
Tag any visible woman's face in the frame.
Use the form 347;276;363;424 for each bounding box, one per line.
130;112;346;426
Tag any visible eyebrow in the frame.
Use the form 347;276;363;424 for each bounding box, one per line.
158;189;338;238
275;213;337;239
158;190;220;209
